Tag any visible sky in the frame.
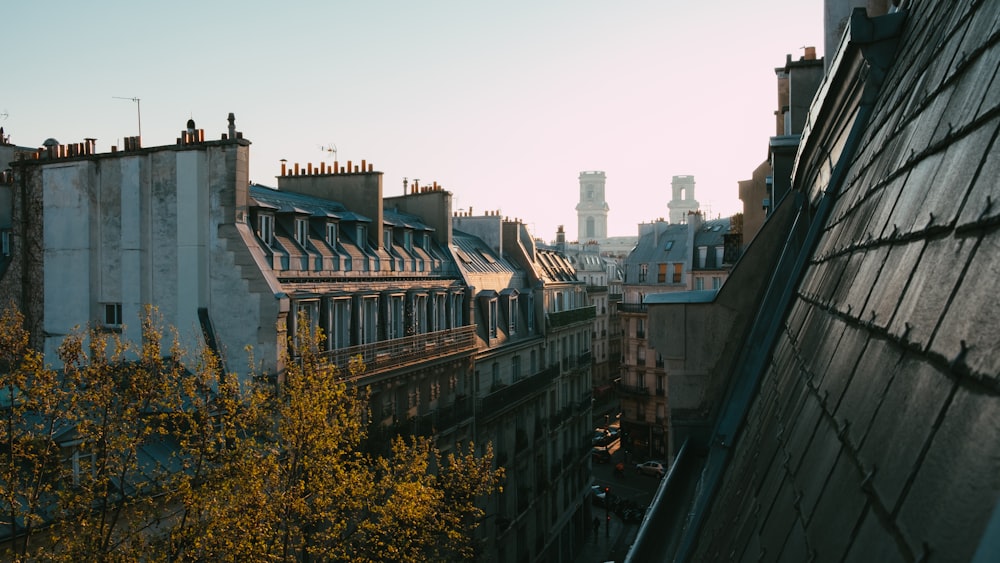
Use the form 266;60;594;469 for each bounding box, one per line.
3;1;824;243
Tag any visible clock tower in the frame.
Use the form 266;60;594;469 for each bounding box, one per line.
575;171;609;242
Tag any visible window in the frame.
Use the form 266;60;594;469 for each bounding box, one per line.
387;295;405;339
488;299;498;339
449;293;464;328
664;240;674;250
695;277;705;290
526;293;534;332
258;214;274;247
413;294;428;334
672;263;682;284
657;263;667;283
639;263;648;282
383;228;392;251
508;296;518;335
512;356;521;381
716;246;725;266
326;222;338;247
712;276;722;289
636;318;645;339
293;301;319;349
295;218;309;247
356;225;368;250
104;303;122;328
491;362;500;388
70;448;95;487
432;294;446;332
328;298;351;349
403;230;413;251
360;297;378;344
421;233;430;250
698;246;708;268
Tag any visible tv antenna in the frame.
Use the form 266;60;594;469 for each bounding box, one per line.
112;96;142;138
320;143;337;161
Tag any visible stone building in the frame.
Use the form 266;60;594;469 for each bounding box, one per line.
454;212;594;563
618;213;736;461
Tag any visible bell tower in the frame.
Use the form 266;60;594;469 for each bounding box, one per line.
667;175;700;224
575;171;609;242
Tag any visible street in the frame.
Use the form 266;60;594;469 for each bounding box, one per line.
576;414;663;563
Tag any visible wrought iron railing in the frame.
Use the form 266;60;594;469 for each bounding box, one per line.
320;325;476;380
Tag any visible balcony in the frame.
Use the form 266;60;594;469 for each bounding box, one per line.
616;381;652;397
321;325;476;380
547;305;596;329
477;365;560;420
618;303;648;314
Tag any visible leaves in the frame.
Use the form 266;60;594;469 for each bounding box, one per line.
0;305;503;561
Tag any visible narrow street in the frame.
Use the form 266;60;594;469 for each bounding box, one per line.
575;407;663;563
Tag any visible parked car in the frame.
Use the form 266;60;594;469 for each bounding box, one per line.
592;427;621;447
635;460;666;478
591;447;612;464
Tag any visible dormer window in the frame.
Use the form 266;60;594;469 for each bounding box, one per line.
403;230;413;252
295;218;309;247
489;299;498;339
421;233;430;250
326;222;338;247
258;214;274;247
383;228;393;251
357;225;368;250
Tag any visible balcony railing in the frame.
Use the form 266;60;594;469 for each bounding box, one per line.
616;381;652;397
478;365;560;419
547;306;596;329
321;325;476;380
618;303;648;314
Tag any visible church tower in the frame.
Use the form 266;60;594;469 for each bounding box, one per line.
576;171;609;242
667;175;700;223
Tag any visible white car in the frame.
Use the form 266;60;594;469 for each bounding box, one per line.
635;460;666;478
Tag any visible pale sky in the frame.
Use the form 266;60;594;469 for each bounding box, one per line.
4;1;824;243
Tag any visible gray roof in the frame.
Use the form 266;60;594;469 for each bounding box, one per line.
635;2;1000;561
249;184;370;223
452;230;519;274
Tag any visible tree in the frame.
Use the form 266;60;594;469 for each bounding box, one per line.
0;306;504;561
0;303;65;558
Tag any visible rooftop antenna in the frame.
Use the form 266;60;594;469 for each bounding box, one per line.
320;143;337;161
112;96;141;138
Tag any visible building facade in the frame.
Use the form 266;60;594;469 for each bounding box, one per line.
454;212;594;563
618;213;736;461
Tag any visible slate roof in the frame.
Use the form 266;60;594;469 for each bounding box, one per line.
631;2;1000;561
452;230;519;274
249;184;370;223
535;248;579;283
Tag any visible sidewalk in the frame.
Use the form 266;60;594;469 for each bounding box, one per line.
575;513;638;563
